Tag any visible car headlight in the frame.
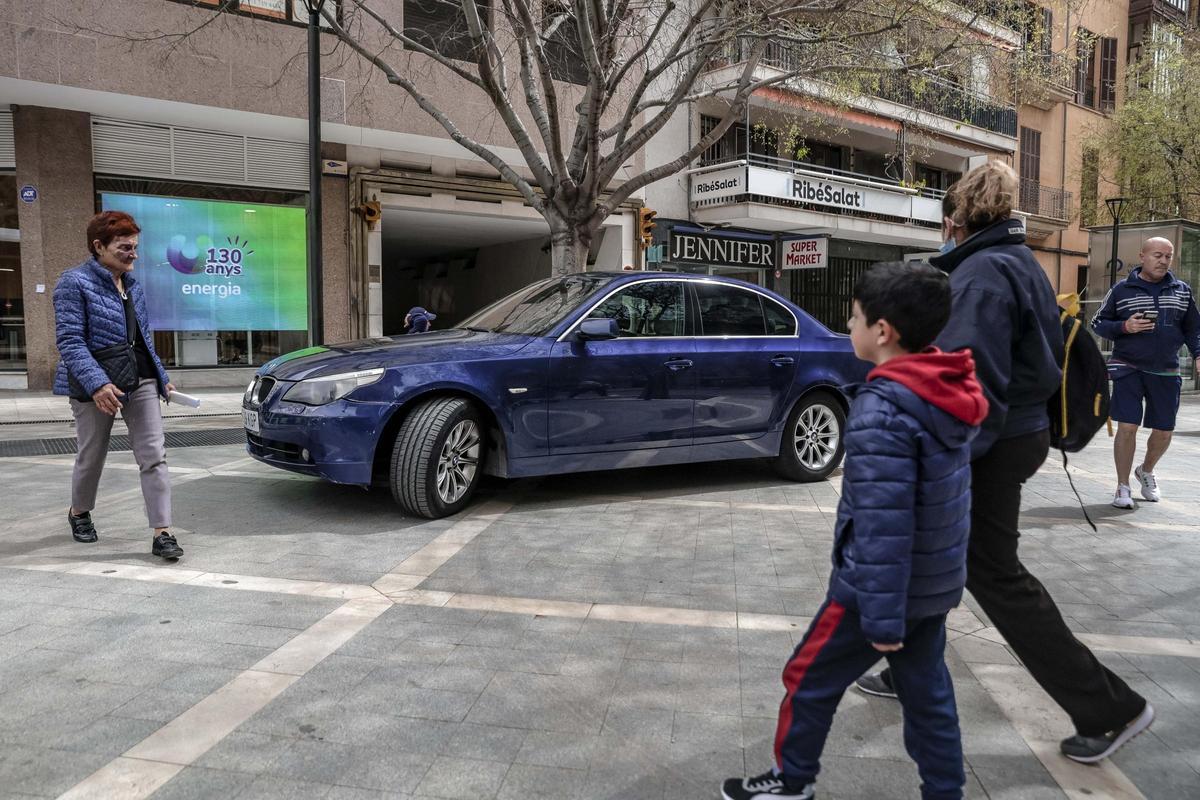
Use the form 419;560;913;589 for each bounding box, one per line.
244;377;258;405
282;368;385;405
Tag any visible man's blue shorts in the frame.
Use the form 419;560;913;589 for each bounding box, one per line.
1110;370;1183;431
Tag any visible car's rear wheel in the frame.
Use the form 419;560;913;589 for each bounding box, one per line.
391;397;485;518
772;392;845;482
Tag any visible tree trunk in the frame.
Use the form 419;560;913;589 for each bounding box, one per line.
548;221;593;275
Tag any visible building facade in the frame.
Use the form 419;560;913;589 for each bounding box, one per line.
0;1;1149;388
643;1;1137;332
0;0;640;389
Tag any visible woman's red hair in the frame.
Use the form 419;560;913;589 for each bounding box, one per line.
87;211;141;257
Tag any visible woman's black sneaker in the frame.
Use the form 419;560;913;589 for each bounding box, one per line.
152;532;184;560
68;510;98;543
855;669;898;699
1061;703;1155;763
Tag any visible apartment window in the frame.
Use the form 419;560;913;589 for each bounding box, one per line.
1099;37;1118;111
404;0;490;63
544;1;588;84
699;116;778;164
1019;127;1042;212
914;164;961;192
1021;3;1053;53
1075;28;1096;108
172;0;341;28
1081;147;1099;227
796;140;844;172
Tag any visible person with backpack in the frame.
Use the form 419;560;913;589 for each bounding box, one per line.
1090;237;1200;509
854;162;1153;764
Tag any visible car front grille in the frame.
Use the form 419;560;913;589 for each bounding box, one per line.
246;431;306;463
248;376;276;407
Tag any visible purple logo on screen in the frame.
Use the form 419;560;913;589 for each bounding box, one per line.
166;235;213;275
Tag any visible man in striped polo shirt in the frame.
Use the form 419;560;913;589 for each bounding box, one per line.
1091;237;1200;509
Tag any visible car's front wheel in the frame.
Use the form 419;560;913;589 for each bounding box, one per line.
772;392;846;482
391;397;485;518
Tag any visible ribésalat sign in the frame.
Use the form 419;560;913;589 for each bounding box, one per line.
690;165;942;224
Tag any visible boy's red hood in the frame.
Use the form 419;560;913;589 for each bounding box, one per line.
867;348;989;426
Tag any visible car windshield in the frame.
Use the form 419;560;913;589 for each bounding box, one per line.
457;274;616;336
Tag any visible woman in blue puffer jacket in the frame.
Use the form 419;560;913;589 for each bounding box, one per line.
53;211;183;559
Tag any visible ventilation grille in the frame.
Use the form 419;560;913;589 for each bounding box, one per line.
0;428;248;458
0;110;14;169
92;118;308;190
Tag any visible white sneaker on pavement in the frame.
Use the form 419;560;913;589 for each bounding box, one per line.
1112;485;1136;510
1134;466;1161;502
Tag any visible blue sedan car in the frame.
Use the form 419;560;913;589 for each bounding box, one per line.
243;272;868;518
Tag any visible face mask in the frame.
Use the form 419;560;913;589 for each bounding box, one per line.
939;237;957;255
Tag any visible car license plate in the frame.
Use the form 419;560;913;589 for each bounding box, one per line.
243;409;260;435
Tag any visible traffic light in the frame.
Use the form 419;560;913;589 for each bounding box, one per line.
637;207;658;248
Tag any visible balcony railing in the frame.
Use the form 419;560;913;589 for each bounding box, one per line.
715;40;1017;138
1016;49;1075;93
874;72;1018;137
691;155;946;229
1018;179;1072;221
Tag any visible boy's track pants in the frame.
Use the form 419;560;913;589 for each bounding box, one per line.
774;597;965;800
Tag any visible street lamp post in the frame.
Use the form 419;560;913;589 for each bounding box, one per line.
1105;196;1127;290
300;0;326;346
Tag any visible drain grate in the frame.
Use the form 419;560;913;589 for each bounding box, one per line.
0;427;247;458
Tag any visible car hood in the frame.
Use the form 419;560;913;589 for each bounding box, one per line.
260;329;537;381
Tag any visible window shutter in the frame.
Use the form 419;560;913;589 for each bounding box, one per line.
1100;37;1118;111
0;110;15;169
91;118;307;190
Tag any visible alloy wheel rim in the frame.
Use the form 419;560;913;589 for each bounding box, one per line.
793;404;839;471
436;420;481;504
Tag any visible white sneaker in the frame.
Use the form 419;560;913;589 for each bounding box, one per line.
1112;485;1136;509
1134;466;1161;502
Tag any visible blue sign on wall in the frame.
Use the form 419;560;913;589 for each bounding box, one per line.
19;185;37;203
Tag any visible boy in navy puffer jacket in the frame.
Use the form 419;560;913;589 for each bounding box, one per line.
722;262;987;800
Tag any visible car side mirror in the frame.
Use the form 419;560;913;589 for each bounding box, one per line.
578;318;620;341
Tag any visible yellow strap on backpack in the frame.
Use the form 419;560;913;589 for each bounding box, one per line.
1056;292;1083;436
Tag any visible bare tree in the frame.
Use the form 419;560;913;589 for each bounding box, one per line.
128;0;1034;273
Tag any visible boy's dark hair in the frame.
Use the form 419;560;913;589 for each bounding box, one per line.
852;261;951;352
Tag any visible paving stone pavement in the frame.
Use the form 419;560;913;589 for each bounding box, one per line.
1;397;1199;799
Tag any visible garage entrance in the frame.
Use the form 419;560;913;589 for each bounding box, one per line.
379;207;556;334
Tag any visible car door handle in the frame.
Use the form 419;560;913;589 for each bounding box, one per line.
770;356;795;366
664;358;694;371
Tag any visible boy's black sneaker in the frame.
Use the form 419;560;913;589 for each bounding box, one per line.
152;532;184;560
1060;703;1155;764
722;770;815;800
68;510;98;543
855;669;897;699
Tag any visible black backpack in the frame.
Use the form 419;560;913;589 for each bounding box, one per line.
1047;293;1110;453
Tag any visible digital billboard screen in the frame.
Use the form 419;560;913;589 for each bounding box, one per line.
100;193;308;332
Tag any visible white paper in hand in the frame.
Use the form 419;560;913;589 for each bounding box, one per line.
167;390;202;408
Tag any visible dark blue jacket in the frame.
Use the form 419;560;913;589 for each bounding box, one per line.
829;352;984;644
930;218;1064;459
53;258;170;397
1089;269;1200;375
